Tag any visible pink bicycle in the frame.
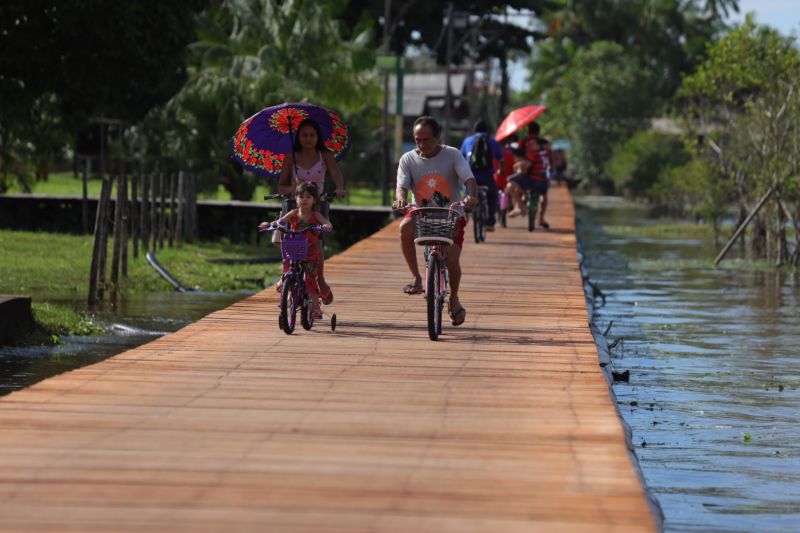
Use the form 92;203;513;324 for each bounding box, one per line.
260;221;336;334
405;202;465;341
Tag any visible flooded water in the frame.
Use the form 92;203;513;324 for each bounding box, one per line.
576;197;800;532
0;291;254;395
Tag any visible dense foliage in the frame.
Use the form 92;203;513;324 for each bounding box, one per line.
0;0;207;191
680;18;800;264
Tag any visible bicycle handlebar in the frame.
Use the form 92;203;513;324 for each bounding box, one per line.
258;221;331;235
394;201;467;215
264;192;337;202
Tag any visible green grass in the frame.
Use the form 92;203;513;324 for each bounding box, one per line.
9;171;386;206
0;229;282;296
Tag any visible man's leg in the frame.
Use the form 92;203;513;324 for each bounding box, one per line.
400;217;422;292
506;181;523;214
445;243;462;304
538;188;549;227
445;243;466;325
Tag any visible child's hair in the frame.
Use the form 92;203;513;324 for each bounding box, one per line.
293;119;326;152
294;181;320;207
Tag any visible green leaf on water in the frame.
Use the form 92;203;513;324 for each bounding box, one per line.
744;433;751;443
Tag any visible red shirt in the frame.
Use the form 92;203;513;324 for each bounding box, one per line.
522;135;552;181
493;148;516;189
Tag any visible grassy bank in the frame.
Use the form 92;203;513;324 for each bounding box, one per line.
6;172;385;206
1;229;283;344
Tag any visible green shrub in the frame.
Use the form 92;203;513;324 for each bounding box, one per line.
605;130;690;198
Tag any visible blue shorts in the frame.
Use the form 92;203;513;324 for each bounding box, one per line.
509;174;549;195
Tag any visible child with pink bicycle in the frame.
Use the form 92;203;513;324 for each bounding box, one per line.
259;182;332;320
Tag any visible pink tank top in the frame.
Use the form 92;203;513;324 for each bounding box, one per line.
292;151;326;189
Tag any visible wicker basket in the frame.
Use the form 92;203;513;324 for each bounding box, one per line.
280;235;309;261
412;207;460;246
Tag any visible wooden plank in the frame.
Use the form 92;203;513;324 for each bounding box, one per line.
0;186;658;532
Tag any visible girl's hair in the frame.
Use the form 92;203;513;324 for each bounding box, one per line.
413;116;441;136
294;181;320;207
292;119;326;152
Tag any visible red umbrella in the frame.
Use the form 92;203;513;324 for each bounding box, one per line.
494;105;547;142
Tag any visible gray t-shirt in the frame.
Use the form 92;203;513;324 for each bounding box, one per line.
396;145;475;205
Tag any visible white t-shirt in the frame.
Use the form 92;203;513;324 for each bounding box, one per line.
396;145;475;205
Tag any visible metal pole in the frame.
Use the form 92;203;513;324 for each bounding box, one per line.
381;0;392;206
443;3;454;144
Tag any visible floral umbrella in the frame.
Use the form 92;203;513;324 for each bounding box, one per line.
230;102;350;177
494;105;547;142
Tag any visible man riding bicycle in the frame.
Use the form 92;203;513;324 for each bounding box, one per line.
392;116;478;327
459;118;504;231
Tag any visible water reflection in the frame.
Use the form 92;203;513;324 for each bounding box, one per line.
0;291;253;396
577;198;800;533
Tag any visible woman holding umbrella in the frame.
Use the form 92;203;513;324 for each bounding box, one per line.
231;103;351;305
277;118;346;210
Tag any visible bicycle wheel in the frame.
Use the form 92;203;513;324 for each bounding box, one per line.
499;192;507;228
472;206;483;243
426;254;442;341
528;190;538;232
280;276;297;335
301;294;313;330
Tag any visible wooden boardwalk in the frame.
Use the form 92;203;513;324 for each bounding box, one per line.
0;186;658;532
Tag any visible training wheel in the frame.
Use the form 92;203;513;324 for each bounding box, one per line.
278;315;285;331
331;314;337;331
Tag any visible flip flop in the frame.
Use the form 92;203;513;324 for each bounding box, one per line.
320;287;334;305
404;279;423;295
449;303;466;326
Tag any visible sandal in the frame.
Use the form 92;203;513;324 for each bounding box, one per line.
311;305;323;320
449;301;466;326
319;285;334;305
403;278;423;295
539;220;550;229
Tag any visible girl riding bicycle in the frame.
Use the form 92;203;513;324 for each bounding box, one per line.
260;182;333;320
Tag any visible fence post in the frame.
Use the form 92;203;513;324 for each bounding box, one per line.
88;179;112;306
175;171;185;245
121;175;129;277
131;175;139;259
150;174;158;251
110;175;124;307
82;157;90;234
169;173;177;247
159;173;167;250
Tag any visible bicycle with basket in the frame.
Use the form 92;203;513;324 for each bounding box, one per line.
407;201;465;341
259;221;336;334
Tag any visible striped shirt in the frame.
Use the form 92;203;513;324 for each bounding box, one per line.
522;135;552;181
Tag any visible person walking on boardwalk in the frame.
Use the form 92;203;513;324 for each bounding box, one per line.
459;118;504;231
392;116;478;326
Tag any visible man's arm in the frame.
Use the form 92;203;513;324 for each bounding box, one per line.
393;186;409;210
393;154;411;209
463;177;478;209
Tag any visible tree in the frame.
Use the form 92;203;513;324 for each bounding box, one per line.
547;41;656;189
681;18;800;264
528;0;735;102
0;0;207;189
142;0;379;200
